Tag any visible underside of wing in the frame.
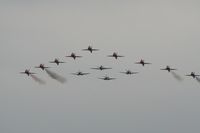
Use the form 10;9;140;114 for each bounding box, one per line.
76;56;82;58
92;49;99;51
59;61;65;63
20;72;26;74
82;49;88;51
135;62;141;64
91;68;99;70
144;62;151;64
83;73;90;75
103;68;112;70
66;56;72;57
71;73;78;75
118;55;124;57
120;72;126;74
132;72;139;74
30;72;36;74
171;69;177;70
107;55;113;57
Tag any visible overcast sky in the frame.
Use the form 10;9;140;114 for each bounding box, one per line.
1;1;200;133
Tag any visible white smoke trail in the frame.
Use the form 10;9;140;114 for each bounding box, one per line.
30;75;46;85
45;69;66;84
196;77;200;83
171;71;183;82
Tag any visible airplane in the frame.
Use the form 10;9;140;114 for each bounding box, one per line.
91;65;112;71
66;53;82;60
71;71;90;76
82;46;99;53
107;52;124;59
20;69;36;76
160;66;177;72
98;75;116;80
120;70;139;75
35;64;50;70
186;72;200;78
135;59;151;66
49;58;65;65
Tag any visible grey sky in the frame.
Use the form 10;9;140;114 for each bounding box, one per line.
1;1;200;133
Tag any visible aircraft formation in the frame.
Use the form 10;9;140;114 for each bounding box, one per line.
20;45;200;84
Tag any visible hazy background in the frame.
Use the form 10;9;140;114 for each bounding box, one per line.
1;0;200;133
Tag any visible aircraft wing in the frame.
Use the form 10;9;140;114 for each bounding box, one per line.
83;73;90;75
135;62;141;64
109;78;116;80
117;55;124;57
171;68;177;70
29;72;36;75
49;61;55;63
92;49;99;51
120;72;127;74
103;67;112;70
65;56;72;57
20;72;26;74
144;62;151;64
107;55;114;57
131;72;139;74
76;56;82;58
59;61;65;63
91;67;100;70
82;49;89;51
71;73;78;75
